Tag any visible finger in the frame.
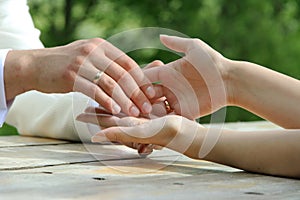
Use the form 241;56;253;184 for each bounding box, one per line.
147;60;196;119
76;60;101;82
76;113;121;127
91;116;179;147
95;72;142;116
77;112;148;128
150;86;180;115
116;55;156;99
114;69;152;115
73;76;121;114
137;144;153;157
118;142;154;157
91;126;150;144
84;106;110;114
143;67;161;84
160;34;191;53
141;60;164;100
84;106;127;118
102;42;156;99
93;56;152;115
143;60;164;70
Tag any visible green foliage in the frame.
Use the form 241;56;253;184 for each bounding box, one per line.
0;123;18;136
27;0;300;122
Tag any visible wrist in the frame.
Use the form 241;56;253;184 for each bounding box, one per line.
222;59;241;106
4;50;36;100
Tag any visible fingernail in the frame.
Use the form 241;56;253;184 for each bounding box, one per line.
143;146;153;154
112;104;121;114
142;102;152;114
138;145;153;157
130;106;140;116
91;135;109;143
146;86;155;98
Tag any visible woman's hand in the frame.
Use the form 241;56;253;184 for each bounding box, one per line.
78;109;300;178
77;109;203;159
4;38;155;116
145;35;231;119
77;106;163;156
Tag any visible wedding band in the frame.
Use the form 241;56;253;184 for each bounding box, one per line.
164;99;173;113
93;70;103;84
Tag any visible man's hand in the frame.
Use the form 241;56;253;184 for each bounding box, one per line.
4;38;155;116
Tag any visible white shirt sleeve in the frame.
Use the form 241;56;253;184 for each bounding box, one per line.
0;49;10;126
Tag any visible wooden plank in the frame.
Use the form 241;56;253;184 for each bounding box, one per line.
0;121;297;200
0;135;69;147
0;144;130;170
0;141;185;170
0;157;298;200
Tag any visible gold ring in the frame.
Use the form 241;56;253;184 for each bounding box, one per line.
164;99;173;114
93;70;103;84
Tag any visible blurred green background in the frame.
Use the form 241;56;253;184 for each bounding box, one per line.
2;0;300;135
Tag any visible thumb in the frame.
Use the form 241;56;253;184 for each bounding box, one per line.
143;66;161;83
143;60;164;70
160;34;191;53
91;126;141;144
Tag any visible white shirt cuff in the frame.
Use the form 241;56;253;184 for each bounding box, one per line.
0;49;12;126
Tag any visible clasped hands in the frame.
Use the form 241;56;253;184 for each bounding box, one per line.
75;35;230;156
4;33;230;156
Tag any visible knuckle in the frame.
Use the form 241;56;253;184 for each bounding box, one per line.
101;97;113;110
90;37;105;44
62;68;76;82
116;70;128;82
152;60;164;66
88;84;99;96
125;59;138;69
73;56;85;67
129;88;142;100
80;43;97;55
102;77;117;93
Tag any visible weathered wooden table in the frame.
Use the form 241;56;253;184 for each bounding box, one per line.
0;121;299;200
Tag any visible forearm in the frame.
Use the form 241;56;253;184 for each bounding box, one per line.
203;128;300;178
227;60;300;128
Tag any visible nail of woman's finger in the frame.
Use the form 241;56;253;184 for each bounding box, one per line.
138;144;153;157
